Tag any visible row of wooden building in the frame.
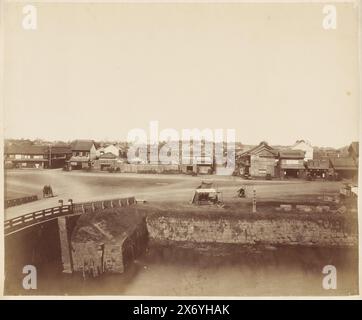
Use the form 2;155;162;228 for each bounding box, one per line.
236;141;359;180
4;139;359;180
4;144;73;169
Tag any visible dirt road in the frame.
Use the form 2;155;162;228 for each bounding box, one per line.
4;169;341;219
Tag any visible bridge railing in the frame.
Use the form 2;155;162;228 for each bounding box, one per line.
73;196;136;214
4;205;73;234
4;196;137;235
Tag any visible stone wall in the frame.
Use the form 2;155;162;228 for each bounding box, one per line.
70;206;147;277
146;212;357;247
71;220;148;277
72;240;124;277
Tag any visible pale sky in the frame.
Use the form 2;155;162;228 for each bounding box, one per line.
3;2;360;147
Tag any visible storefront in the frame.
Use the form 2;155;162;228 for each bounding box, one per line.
278;150;306;179
305;159;330;179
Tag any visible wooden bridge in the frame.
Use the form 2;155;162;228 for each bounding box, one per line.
4;204;76;235
4;196;136;235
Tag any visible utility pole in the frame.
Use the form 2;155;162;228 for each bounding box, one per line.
252;188;256;213
49;144;52;169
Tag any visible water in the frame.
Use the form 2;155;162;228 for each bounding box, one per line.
5;244;358;296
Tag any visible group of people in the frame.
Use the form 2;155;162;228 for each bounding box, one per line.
42;185;54;198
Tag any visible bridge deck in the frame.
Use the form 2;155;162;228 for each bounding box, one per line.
4;192;134;221
4;196;137;235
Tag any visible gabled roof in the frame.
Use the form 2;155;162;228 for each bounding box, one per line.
292;140;312;148
197;181;214;189
99;152;117;159
278;150;305;159
71;140;94;151
329;157;357;170
104;144;118;149
238;142;278;158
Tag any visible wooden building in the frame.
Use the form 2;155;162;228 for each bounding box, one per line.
93;152;118;171
48;144;72;168
4;144;48;169
67;140;97;170
180;155;213;175
329;157;358;180
236;142;278;178
4;144;72;169
278;150;306;179
305;159;330;179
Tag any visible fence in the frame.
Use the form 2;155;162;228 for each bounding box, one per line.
5;195;38;209
4;204;72;234
120;164;180;174
4;196;136;235
93;162;181;174
73;197;136;214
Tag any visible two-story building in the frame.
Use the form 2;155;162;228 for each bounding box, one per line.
67;140;97;170
4;144;48;169
305;159;330;179
48;144;72;168
4;143;72;169
278;150;306;179
236;142;278;178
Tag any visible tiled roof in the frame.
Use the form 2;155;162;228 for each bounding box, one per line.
238;142;278;157
99;152;117;159
5;144;72;155
71;140;94;151
329;157;357;170
50;144;72;154
278;150;305;159
5;144;47;155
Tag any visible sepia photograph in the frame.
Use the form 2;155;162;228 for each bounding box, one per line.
1;0;360;298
